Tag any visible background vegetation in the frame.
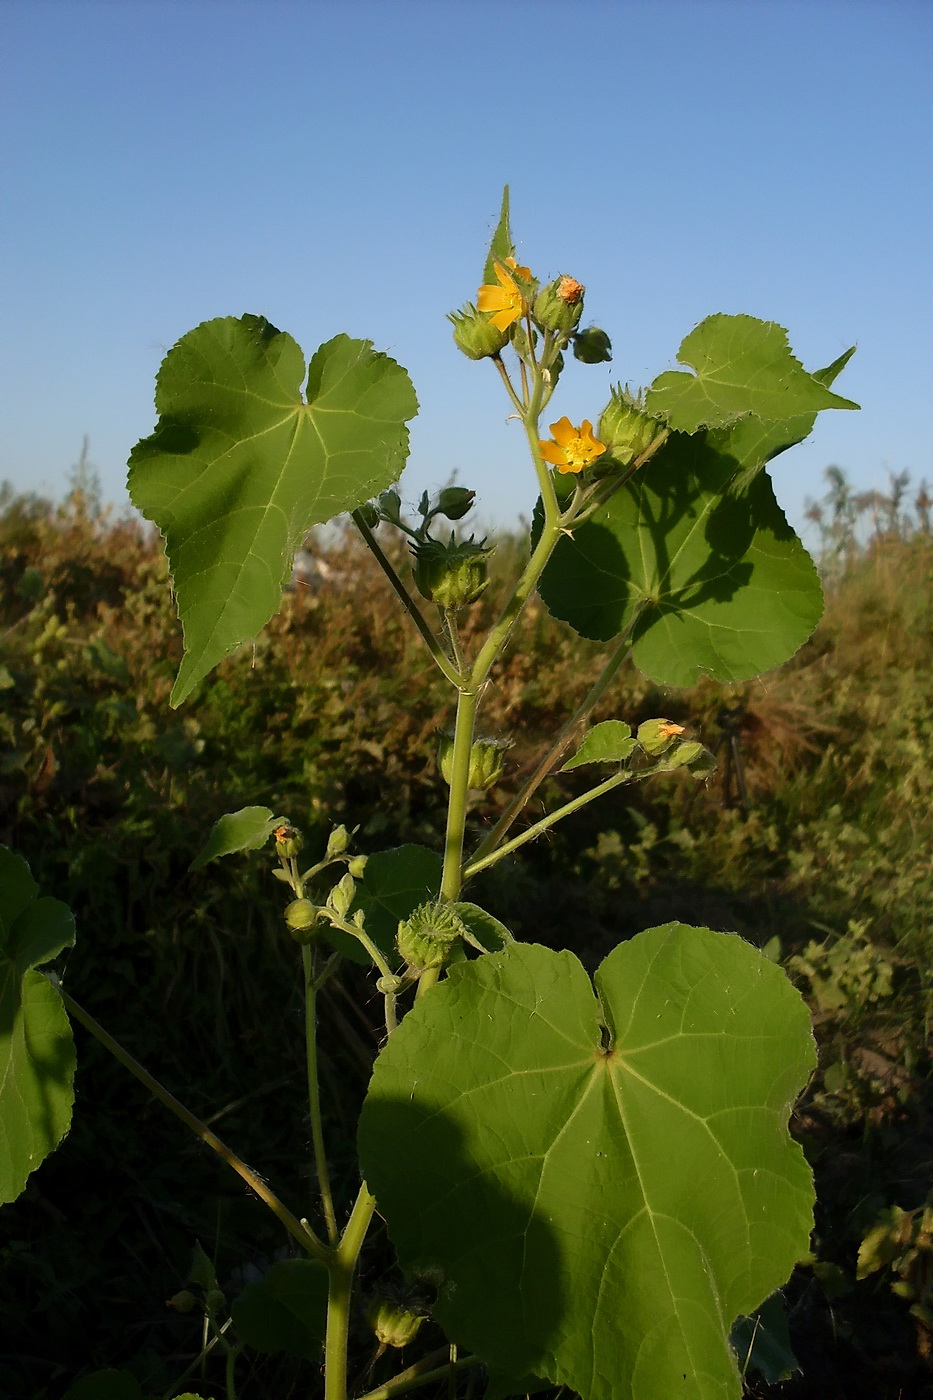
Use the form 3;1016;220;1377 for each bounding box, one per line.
1;468;931;1400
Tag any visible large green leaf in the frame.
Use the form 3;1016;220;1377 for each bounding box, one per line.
0;848;76;1204
709;345;856;496
359;928;815;1400
538;433;823;686
645;315;858;433
231;1258;328;1360
128;316;418;706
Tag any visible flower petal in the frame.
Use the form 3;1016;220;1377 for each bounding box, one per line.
549;417;576;447
539;440;566;467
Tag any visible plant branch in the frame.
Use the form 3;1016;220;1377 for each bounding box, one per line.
355;1350;480;1400
325;1180;379;1400
303;947;339;1246
470;608;643;867
56;983;329;1263
352;510;462;687
463;767;647;881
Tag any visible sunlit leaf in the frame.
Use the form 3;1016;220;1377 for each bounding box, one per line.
189;806;285;872
483;186;514;285
0;847;76;1205
562;721;635;770
646;315;858;433
128;316;417;705
360;928;815;1400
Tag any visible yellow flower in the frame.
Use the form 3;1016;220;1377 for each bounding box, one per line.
538;417;608;475
476;259;530;331
657;721;685;739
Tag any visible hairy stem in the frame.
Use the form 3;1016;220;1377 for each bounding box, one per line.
303;947;339;1246
356;1351;480;1400
353;510;462;687
470;610;643;867
325;1181;379;1400
57;984;329;1263
463;767;645;881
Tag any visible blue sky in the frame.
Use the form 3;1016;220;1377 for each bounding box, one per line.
1;0;930;536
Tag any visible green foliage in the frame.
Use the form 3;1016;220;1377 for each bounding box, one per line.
562;720;634;769
62;1370;143;1400
645;315;858;433
0;846;76;1203
232;1258;329;1359
128;317;418;705
189;805;286;871
360;930;815;1400
539;437;824;685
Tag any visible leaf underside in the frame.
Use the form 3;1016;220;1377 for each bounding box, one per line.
360;928;816;1400
128;316;418;706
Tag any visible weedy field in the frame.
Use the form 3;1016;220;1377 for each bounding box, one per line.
1;469;931;1400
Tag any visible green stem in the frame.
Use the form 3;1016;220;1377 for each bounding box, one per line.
56;984;329;1263
353;510;462;687
463;768;643;881
225;1338;242;1400
440;686;480;901
356;1351;480;1400
469;610;643;867
303;947;339;1246
325;1181;379;1400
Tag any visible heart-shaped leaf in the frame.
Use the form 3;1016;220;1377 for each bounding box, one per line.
538;435;823;686
189;806;286;871
646;315;857;433
563;720;635;770
360;928;815;1400
0;847;76;1205
128;316;418;705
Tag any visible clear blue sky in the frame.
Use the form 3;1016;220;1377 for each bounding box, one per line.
1;0;930;535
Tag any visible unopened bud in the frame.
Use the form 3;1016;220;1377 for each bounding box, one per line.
533;276;585;335
356;501;380;529
366;1296;425;1349
167;1290;197;1313
205;1289;226;1314
598;386;665;466
573;327;612;364
435;487;476;521
396;900;467;972
326;825;350;858
448;304;508;360
327;872;356;920
379;490;402;524
348;854;368;879
412;536;492;610
274;824;302;859
438;733;510;790
285;898;319;942
637;719;686;755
